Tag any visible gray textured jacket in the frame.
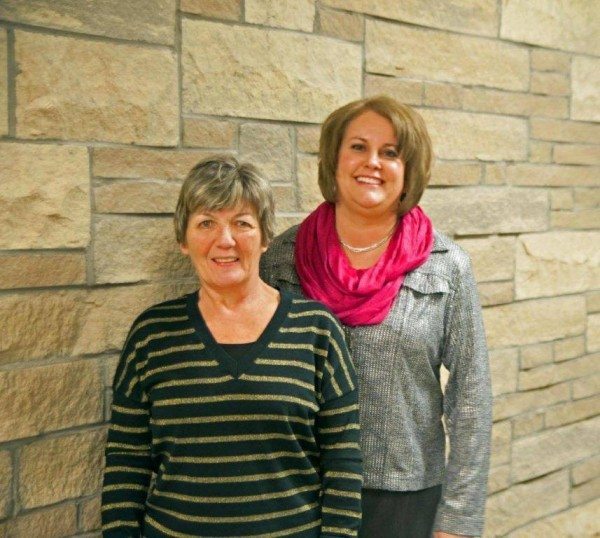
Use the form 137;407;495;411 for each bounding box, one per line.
260;225;492;536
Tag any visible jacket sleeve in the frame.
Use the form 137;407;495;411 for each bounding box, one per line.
434;255;492;537
101;321;153;537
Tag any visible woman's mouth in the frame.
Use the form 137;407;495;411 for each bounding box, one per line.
355;176;382;185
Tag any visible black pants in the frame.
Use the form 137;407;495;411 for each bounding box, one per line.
358;485;442;538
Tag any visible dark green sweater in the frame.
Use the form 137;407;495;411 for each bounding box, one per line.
102;290;361;537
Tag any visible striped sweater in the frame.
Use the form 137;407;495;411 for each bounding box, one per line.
102;290;362;537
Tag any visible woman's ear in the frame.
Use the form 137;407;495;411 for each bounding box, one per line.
179;242;189;256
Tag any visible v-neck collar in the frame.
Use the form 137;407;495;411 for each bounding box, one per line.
186;289;291;378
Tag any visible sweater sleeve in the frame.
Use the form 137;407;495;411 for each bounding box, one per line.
434;256;492;537
316;318;362;538
102;321;153;537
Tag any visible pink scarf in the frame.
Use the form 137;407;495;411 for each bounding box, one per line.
295;202;434;326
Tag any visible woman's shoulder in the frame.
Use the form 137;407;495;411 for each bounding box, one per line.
417;230;475;284
128;294;191;333
283;290;344;331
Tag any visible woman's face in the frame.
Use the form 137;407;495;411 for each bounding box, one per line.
335;110;405;218
180;203;266;293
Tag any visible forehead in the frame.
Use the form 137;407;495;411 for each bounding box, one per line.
191;202;258;218
344;110;396;140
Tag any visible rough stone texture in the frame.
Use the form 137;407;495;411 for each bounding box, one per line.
489;348;518;397
518;354;598;391
419;109;528;160
506;163;599;186
0;143;90;249
483;163;506;185
183;117;237;149
483;296;586;349
364;75;423;105
421;187;547;236
511;416;600;482
19;429;105;509
274;215;304;236
529;140;552;163
94;216;194;284
0;30;7;136
512;412;544;438
530;71;570;96
0;451;10;518
487;465;510;495
424;83;463;108
552;209;600;230
554;144;600;165
322;0;499;36
520;342;553;370
272;185;297;213
317;7;364;42
2;503;77;538
530;118;600;144
240;123;293;182
500;0;600;55
296;125;321;154
430;162;481;186
246;0;315;31
515;232;600;299
366;20;528;91
530;49;571;73
571;56;600;122
574;188;600;209
95;180;182;214
478;281;514;306
485;471;569;537
571;476;600;505
182;19;362;123
508;498;600;538
493;382;569;421
15;31;178;145
297;154;321;212
554;335;585;362
572;373;600;400
462;87;568;118
180;0;241;20
0;252;87;289
490;420;511;467
573;455;600;485
456;237;514;282
588;291;600;313
0;360;103;442
550;189;574;210
0;0;176;44
80;494;101;532
545;395;600;429
588;313;600;353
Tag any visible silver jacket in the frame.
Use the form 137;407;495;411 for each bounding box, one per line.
260;226;492;536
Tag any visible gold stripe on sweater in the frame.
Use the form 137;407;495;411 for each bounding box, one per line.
327;488;362;499
323;470;362;480
152;432;316;446
103;466;152;475
279;326;331;336
322;526;358;537
101;501;145;512
141;359;218;382
328;335;355;391
319;403;359;417
288;309;342;331
152;375;233;390
109;424;148;434
111;405;148;416
151;414;314;427
323;360;342;397
147;342;205;359
322;506;362;518
166;450;318;464
153;393;318;412
239;374;314;392
268;342;328;357
159;467;317;484
102;520;139;531
318;423;360;435
102;483;147;493
254;358;315;372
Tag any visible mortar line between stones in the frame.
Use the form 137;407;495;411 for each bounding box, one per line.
7;28;16;138
86;147;97;286
176;0;184;148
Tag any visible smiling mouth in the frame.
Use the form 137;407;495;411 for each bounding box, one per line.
355;176;382;185
212;257;239;264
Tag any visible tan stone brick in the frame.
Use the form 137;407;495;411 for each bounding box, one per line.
183;117;237;149
3;503;77;538
552;209;600;230
519;354;599;391
297;154;321;212
588;291;600;313
488;464;511;494
0;252;86;290
80;494;101;532
483;163;506;185
489;348;518;397
529;141;552;163
506;163;599;186
550;188;574;210
421;187;547;236
463;87;568;118
272;185;297;213
573;372;600;400
240;123;293;182
572;476;600;506
493;382;569;421
490;420;511;467
515;232;600;300
95;180;181;214
530;49;571;73
317;7;364;42
485;296;586;349
0;30;7;136
574;188;600;209
572;455;600;486
456;237;515;282
554;144;600;166
554;335;585;362
572;56;600;122
512;416;600;481
15;31;178;145
508;497;600;538
296;125;321;154
0;451;10;518
364;76;422;105
478;281;513;306
531;118;600;144
512;411;544;439
419;109;528;160
0;360;103;443
0;143;90;249
531;71;570;96
546;395;600;429
322;0;499;36
274;216;304;236
520;342;553;370
104;355;120;387
180;0;241;20
588;313;600;352
182;20;361;123
19;429;105;509
485;471;569;537
430;161;481;186
246;0;315;31
94;216;193;284
424;83;463;108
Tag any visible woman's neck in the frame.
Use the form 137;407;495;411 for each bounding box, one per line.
335;203;398;247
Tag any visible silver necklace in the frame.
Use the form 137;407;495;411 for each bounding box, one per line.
338;226;396;254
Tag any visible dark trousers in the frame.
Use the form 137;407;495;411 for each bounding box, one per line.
358;485;442;538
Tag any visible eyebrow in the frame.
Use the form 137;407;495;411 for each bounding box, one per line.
348;136;397;146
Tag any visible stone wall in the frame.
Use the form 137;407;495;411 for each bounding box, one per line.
0;1;598;536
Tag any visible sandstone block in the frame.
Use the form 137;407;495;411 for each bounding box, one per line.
317;7;364;42
0;252;86;289
80;494;101;532
489;348;518;397
15;31;178;145
530;49;571;73
456;237;515;282
0;143;90;249
364;75;423;105
3;504;77;538
519;354;599;391
572;455;600;486
588;291;600;313
463;87;568;118
506;163;599;186
0;451;10;518
246;0;315;31
274;216;304;236
0;0;175;44
531;118;600;144
520;342;553;370
575;188;600;209
19;429;105;509
512;412;544;439
483;163;506;185
424;83;463;108
490;420;511;467
322;0;498;36
484;295;586;349
552;209;600;230
511;416;600;482
529;141;552;163
572;373;600;400
478;281;513;306
272;185;297;213
487;464;510;495
240;123;293;182
430;162;481;186
549;189;574;210
296;125;321;154
553;335;585;362
180;0;241;20
554;144;600;166
183;117;237;149
419;109;528;160
421;187;547;236
588;313;600;352
0;360;103;443
95;180;182;214
571;476;600;506
493;382;569;421
572;56;600;122
500;0;600;54
545;395;600;429
531;71;570;96
297;154;321;212
485;471;569;537
367;20;528;91
0;30;7;136
182;20;361;123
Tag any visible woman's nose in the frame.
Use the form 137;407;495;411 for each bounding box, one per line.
366;151;381;168
216;225;236;247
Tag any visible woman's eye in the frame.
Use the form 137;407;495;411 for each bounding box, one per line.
236;220;253;228
383;148;399;158
350;143;365;151
197;220;213;229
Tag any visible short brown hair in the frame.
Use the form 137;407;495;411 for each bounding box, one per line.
318;95;433;216
174;155;274;246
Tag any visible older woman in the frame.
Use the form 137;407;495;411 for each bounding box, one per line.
102;155;362;537
261;96;492;538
